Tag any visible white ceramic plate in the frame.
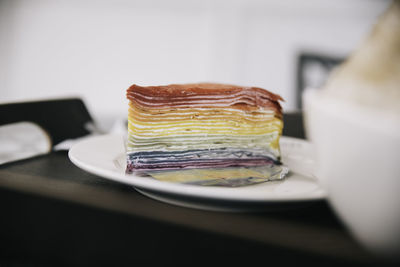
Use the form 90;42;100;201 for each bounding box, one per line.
69;134;326;211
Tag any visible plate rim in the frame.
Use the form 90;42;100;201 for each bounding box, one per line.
68;134;326;203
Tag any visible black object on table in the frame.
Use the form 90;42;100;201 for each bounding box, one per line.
0;101;395;266
0;98;94;145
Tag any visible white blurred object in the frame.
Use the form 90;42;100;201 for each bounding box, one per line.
303;0;400;258
304;89;400;257
53;134;97;151
53;117;127;151
0;122;52;164
323;0;400;112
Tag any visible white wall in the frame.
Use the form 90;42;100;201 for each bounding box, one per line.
0;0;390;129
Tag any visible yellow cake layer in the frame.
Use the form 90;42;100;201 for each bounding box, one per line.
148;167;274;183
127;117;282;136
128;104;283;153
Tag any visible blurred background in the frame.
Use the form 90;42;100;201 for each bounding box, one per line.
0;0;391;130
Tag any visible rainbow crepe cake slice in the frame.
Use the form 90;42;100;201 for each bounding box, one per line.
126;83;287;186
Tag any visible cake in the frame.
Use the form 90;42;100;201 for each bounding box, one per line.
126;83;284;177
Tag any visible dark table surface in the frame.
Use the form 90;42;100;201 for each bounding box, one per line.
0;112;395;266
